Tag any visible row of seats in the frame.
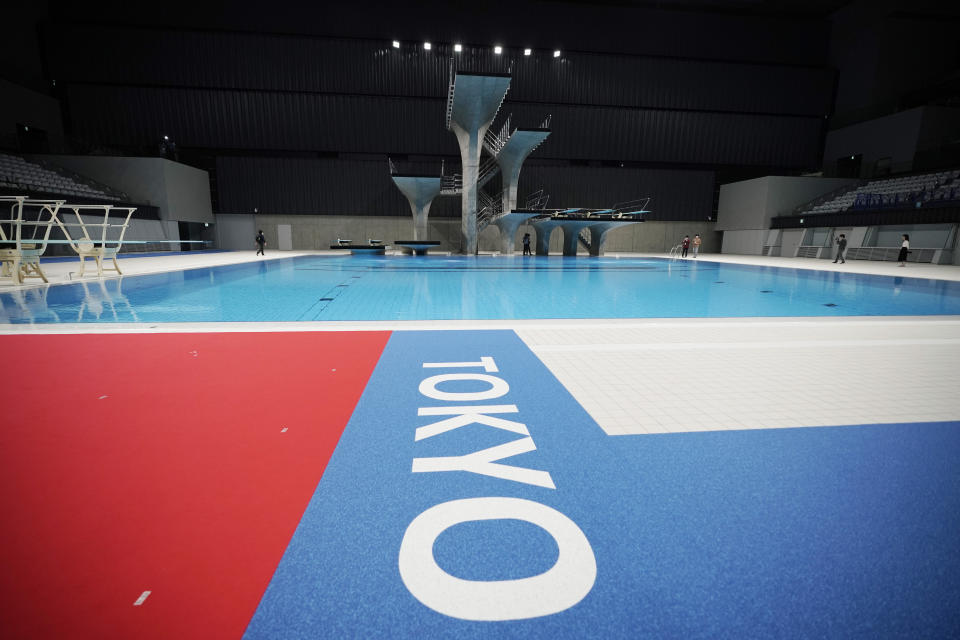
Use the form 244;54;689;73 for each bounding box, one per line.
0;153;123;201
806;168;960;214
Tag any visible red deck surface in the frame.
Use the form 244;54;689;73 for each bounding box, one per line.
0;331;390;639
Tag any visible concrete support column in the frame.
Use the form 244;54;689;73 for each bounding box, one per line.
587;224;609;256
496;130;550;218
535;228;552;255
391;177;442;242
447;73;512;255
412;208;429;240
562;226;580;256
493;216;524;254
452;123;488;255
501;167;520;219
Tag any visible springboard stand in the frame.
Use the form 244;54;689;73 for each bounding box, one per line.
0;196;64;285
55;204;137;278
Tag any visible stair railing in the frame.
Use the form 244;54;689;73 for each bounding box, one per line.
445;58;456;131
477;155;501;187
483;114;512;156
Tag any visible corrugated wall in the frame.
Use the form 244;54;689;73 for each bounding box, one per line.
216;156;462;217
66;86;457;155
66;84;821;167
42;22;836;219
45;24;833;116
216;156;711;220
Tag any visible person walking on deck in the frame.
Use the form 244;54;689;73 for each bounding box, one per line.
833;234;847;264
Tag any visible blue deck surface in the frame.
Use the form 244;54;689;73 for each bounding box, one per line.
244;330;960;638
2;255;960;323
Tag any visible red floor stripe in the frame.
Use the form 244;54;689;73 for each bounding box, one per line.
0;331;390;639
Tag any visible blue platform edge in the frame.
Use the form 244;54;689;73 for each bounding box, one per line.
244;329;960;639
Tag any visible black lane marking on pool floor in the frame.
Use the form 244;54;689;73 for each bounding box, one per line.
296;280;356;320
293;265;722;273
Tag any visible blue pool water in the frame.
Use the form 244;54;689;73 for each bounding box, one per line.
2;255;959;323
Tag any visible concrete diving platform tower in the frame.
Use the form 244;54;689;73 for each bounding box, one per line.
488;124;551;254
391;175;442;241
447;72;511;254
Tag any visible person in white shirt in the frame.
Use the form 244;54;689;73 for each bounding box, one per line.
897;234;909;267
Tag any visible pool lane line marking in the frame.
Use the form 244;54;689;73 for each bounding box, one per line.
133;591;151;606
296;285;347;320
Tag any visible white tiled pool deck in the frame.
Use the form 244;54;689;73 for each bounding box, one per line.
4;250;960;436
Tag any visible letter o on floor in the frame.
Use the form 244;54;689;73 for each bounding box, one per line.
398;497;596;621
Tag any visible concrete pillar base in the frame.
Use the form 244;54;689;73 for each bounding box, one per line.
562;227;581;256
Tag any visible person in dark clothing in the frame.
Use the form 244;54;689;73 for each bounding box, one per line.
897;234;909;266
256;229;266;256
522;232;532;256
833;233;847;264
681;235;690;258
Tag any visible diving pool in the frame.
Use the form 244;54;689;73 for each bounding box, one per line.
2;255;960;323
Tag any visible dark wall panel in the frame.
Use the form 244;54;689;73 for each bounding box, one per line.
66;86;457;155
512;103;822;167
519;164;715;221
508;55;833;117
45;0;831;66
67;85;821;167
216;156;461;217
216;156;713;221
45;24;834;117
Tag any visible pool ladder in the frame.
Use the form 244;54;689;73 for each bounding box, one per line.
668;243;684;260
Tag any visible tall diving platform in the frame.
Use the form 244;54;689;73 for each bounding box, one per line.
447;72;511;255
390;175;442;241
484;117;551;254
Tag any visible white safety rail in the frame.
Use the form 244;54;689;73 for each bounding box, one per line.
55;204;137;278
477;188;506;230
483;114;512;157
445;59;456;131
477;155;501;188
525;188;550;210
0;196;64;285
